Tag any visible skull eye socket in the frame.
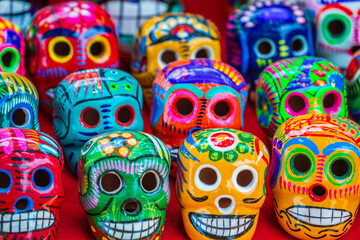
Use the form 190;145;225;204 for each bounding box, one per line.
139;170;161;193
330;158;352;180
195;165;221;191
291;35;308;57
213;100;231;119
32;168;54;191
254;38;276;58
191;46;214;59
322;14;351;44
323;91;342;114
285;93;308;116
87;36;110;63
0;170;12;193
158;49;179;69
116;105;135;127
48;37;73;63
81;107;100;128
99;171;123;194
11;105;33;128
232;166;258;193
175;98;194;117
328;19;345;38
0;47;20;72
291;154;311;175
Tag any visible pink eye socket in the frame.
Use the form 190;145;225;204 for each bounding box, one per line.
174;98;194;117
323;91;342;114
213;101;231;119
285;92;309;116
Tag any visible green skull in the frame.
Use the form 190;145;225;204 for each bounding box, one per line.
78;131;170;240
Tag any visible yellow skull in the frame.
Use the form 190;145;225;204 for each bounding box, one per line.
131;12;221;107
270;114;360;239
175;128;269;240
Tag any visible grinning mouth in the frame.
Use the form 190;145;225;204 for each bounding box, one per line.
0;210;55;233
287;206;352;227
189;212;255;239
99;217;160;240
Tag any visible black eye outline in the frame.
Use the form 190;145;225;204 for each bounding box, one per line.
99;171;123;195
32;167;54;191
195;164;221;191
291;35;309;57
80;107;100;128
11;104;33;128
158;49;179;69
139;170;162;194
0;170;12;193
115;105;135;127
232;166;258;193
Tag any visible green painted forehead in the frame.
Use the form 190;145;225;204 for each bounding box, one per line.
262;56;344;94
81;131;170;167
0;72;38;105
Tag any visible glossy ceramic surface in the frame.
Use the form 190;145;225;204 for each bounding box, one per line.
226;0;314;97
53;68;144;176
0;127;64;240
131;12;221;107
345;50;360;123
78;131;170;240
0;17;24;75
176;128;269;240
256;56;348;137
0;72;39;130
270;114;360;239
150;59;248;177
26;1;119;115
305;0;360;70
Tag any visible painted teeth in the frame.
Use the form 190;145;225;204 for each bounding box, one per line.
287;207;351;227
190;213;254;238
0;210;55;233
100;218;160;240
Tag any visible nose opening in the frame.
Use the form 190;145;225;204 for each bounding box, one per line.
218;197;232;209
309;184;328;202
14;196;34;212
121;199;142;216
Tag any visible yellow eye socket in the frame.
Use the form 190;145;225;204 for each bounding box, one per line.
87;36;110;63
48;37;73;63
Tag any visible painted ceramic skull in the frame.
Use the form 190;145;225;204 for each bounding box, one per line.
0;127;64;240
0;72;39;130
256;56;348;137
0;17;25;74
26;1;119;115
53;68;144;176
270;114;360;239
345;49;360;123
99;0;183;65
131;12;221;107
226;0;314;96
305;0;360;71
176;128;269;240
151;59;248;177
78;131;170;240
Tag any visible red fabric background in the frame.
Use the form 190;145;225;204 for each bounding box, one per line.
39;0;360;239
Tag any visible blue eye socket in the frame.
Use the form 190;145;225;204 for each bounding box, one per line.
32;167;54;191
254;38;276;59
0;170;12;193
291;35;308;57
11;104;33;128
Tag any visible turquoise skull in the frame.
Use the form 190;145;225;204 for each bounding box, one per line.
53;68;144;175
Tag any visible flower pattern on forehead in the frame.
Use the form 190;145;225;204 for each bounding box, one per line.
78;131;170;240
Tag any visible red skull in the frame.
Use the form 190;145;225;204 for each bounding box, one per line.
0;128;64;240
26;1;120;115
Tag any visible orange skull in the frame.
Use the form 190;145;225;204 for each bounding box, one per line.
176;128;269;240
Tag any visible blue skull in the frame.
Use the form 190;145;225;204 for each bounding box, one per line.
53;68;144;175
226;1;315;91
